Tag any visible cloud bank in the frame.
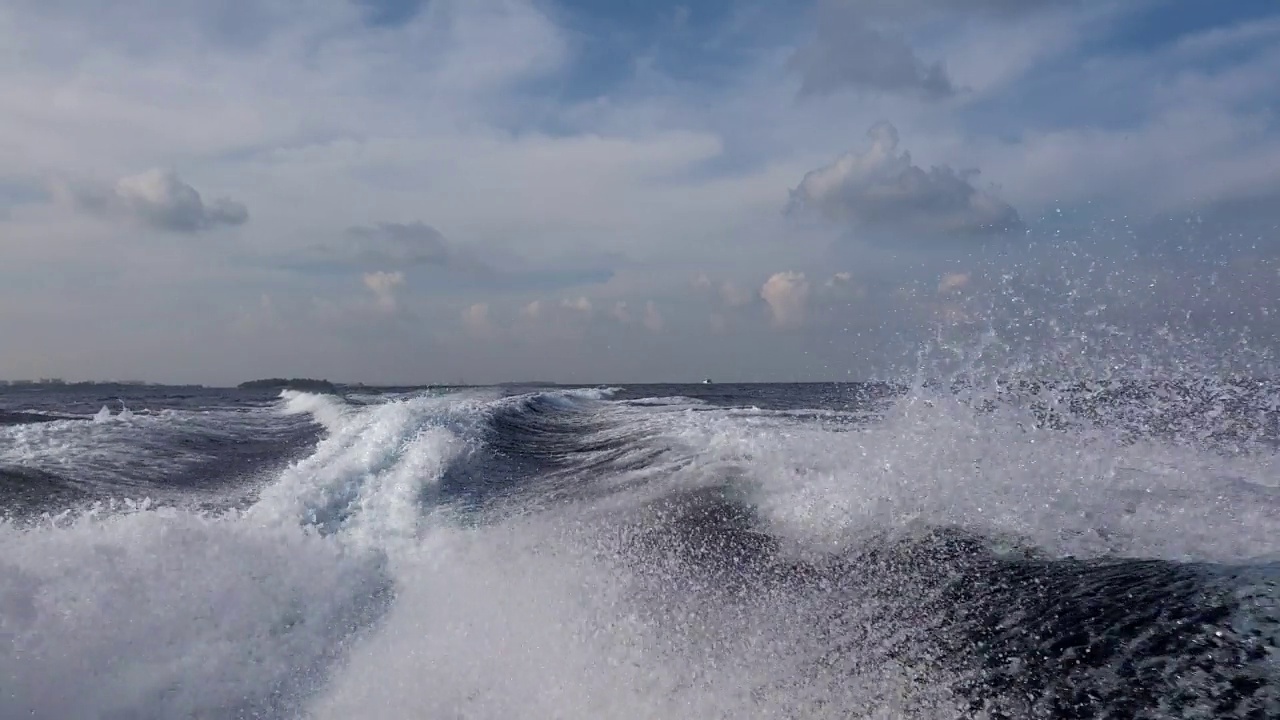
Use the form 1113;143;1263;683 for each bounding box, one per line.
0;0;1277;384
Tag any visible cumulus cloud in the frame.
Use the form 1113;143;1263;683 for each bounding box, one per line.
937;272;971;294
561;296;592;314
719;281;754;308
642;301;664;333
509;294;601;344
695;274;755;308
362;270;405;313
788;122;1021;237
74;168;248;233
520;300;544;320
230;294;280;336
822;271;868;300
611;301;632;324
462;302;495;339
760;271;811;329
6;0;1278;384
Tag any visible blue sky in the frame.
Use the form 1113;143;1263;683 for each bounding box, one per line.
1;0;1278;384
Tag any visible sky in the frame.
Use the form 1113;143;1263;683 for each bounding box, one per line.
2;0;1279;385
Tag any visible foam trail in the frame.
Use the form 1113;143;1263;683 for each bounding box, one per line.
0;390;478;719
3;382;1277;718
308;385;1280;719
745;389;1280;562
0;506;391;719
309;509;967;720
574;387;1280;563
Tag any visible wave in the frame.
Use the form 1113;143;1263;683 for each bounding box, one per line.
1;382;1278;718
0;403;320;510
0;503;392;719
300;383;1279;716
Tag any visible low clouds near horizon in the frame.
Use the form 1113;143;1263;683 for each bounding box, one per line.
2;0;1278;384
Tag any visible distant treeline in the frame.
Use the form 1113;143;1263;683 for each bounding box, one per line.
237;378;338;392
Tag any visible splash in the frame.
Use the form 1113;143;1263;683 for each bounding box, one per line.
0;503;391;719
0;390;486;718
92;401;134;423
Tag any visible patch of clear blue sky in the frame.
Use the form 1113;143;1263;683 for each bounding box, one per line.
339;1;1280;206
508;0;808;181
348;0;1277;119
352;0;427;28
546;0;778;96
1103;0;1279;54
954;0;1280;138
0;180;48;214
351;0;796;87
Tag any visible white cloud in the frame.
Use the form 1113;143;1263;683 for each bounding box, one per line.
760;271;811;329
462;302;495;339
520;300;544;320
71;168;248;233
362;270;405;313
978;105;1280;218
611;300;632;324
719;281;754;308
341;222;456;267
561;296;592;314
788;122;1020;237
231;294;280;336
937;272;970;294
0;0;1277;383
822;271;867;301
693;274;755;308
642;301;664;333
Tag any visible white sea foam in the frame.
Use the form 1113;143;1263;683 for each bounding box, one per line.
92;403;134;423
279;388;349;431
0;504;390;719
2;384;1276;719
304;383;1280;719
308;506;964;720
587;388;1280;563
0;390;481;719
250;390;481;548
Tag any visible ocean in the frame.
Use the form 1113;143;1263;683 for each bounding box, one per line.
1;380;1278;718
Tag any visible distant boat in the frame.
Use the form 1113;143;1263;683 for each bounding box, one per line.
702;378;713;384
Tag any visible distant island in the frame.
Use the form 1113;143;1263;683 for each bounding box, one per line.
237;378;338;392
0;379;189;389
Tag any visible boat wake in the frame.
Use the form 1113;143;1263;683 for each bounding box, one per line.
1;380;1277;718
